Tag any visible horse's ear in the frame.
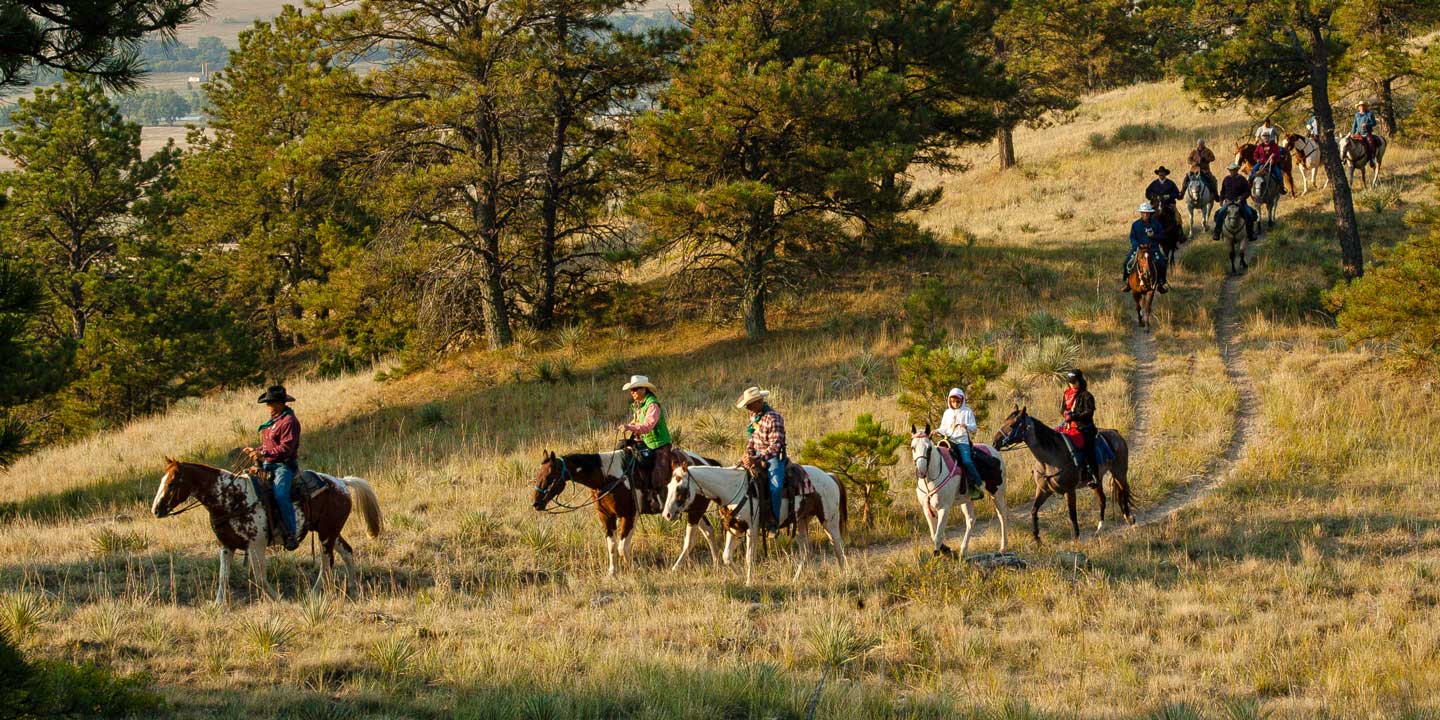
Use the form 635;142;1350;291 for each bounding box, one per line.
910;424;916;435
923;423;931;436
1020;405;1028;416
164;455;174;465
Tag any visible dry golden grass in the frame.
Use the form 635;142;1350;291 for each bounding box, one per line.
3;80;1440;718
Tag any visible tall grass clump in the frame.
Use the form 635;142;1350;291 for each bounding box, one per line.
241;616;296;661
0;592;56;644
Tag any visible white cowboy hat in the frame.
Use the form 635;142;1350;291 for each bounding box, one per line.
1227;161;1240;171
948;387;966;400
622;375;656;392
1356;100;1369;107
735;386;770;409
1138;202;1155;214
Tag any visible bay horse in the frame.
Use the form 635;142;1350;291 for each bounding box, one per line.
662;462;847;585
1182;170;1214;239
1126;244;1158;328
1338;133;1386;188
1282;133;1324;195
1250;167;1280;229
992;407;1134;543
1234;142;1256;174
533;446;719;575
1218;200;1250;274
909;429;1008;559
1148;197;1185;266
151;458;383;603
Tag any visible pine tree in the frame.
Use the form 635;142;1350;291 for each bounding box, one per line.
896;345;1007;428
1182;0;1365;278
799;414;905;526
0;0;209;91
1335;0;1440;137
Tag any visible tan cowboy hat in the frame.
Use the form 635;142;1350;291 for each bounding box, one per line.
735;386;770;409
1356;100;1369;108
622;375;656;392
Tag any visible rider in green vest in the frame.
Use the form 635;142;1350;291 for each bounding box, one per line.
620;375;674;513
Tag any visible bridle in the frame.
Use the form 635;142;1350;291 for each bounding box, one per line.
533;455;628;515
912;438;962;499
995;415;1032;452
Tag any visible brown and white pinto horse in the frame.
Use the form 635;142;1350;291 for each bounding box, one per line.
1282;133;1324;195
1126;245;1158;328
151;458;382;603
532;447;720;575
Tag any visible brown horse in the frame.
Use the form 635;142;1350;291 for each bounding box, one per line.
1148;196;1186;266
151;458;383;603
1127;244;1158;327
533;446;720;575
993;407;1134;543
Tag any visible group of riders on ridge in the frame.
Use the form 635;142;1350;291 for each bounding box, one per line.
239;368;1104;546
1121;101;1382;293
233;105;1384;549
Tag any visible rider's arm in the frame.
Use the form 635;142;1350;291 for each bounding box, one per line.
624;403;660;434
961;407;977;436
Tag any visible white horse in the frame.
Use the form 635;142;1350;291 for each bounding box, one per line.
1182;171;1213;239
662;462;847;585
909;433;1008;559
1250;167;1280;230
1338;133;1386;188
1283;133;1324;195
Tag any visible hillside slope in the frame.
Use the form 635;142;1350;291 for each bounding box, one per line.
2;80;1438;718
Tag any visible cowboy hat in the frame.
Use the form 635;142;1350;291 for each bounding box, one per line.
1227;161;1240;171
257;385;295;404
1356;100;1369;107
1138;201;1155;213
622;375;656;393
735;386;770;410
1154;166;1170;175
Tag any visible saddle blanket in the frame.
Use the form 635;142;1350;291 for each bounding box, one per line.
297;470;349;499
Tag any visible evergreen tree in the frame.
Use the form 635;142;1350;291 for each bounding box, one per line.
0;0;210;91
799;414;905;526
896;345;1007;427
1335;0;1440;137
630;0;912;338
0;258;45;467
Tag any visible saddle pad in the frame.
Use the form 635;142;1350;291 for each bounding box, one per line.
298;470;347;499
1057;425;1085;449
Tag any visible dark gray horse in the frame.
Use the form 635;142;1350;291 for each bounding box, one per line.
993;406;1135;543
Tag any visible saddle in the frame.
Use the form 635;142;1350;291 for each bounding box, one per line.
936;439;1002;495
251;469;337;547
745;459;811;533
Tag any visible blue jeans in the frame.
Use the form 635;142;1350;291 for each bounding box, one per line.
766;457;785;524
954;442;983;489
264;460;299;535
1214;203;1257;226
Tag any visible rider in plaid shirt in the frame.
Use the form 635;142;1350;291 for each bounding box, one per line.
738;386;787;530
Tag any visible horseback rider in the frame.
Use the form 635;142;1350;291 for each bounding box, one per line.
737;386;787;531
938;388;985;501
243;385;302;551
1213;162;1258;244
1059;370;1100;488
618;375;673;514
1305;112;1320;139
1254;116;1280;145
1187;140;1217;198
1249;134;1286;194
1121;202;1168;293
1145;165;1182;211
1351;101;1379;165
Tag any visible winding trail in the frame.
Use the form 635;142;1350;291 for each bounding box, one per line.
1132;271;1257;526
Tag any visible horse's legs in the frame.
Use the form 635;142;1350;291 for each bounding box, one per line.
336;536;358;593
956;500;977;560
992;487;1010;553
617;514;636;571
696;517;721;567
917;488;938;548
1031;483;1052;544
603;515;619;576
313;537;336;594
721;530;736;565
671;522;696;571
792;518;810;582
822;514;847;570
216;547;233;605
932;504;950;555
1065;491;1080;540
744;525;757;586
1092;483;1107;534
247;541;277;601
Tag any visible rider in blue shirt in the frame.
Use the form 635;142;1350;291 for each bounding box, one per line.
1121;202;1167;294
1351;101;1379;165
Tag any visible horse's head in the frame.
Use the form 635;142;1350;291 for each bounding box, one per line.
661;461;693;521
152;457;201;518
532;450;569;511
992;406;1031;450
909;424;936;480
1250;173;1267;198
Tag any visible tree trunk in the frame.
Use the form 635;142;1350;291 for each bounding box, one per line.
996;126;1016;170
1307;26;1363;279
742;251;768;339
1378;77;1398;137
534;112;567;329
477;191;514;349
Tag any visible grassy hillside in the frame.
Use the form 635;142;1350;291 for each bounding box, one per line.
2;80;1439;718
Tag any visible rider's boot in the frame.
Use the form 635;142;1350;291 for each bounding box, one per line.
968;476;985;501
282;527;300;551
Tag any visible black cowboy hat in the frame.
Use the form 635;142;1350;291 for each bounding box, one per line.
257;385;295;404
1154;166;1170;175
1065;369;1085;384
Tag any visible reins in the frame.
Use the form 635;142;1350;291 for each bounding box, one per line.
536;455;629;515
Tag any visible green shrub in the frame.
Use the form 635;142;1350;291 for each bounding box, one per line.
798;414;905;526
896;344;1008;427
903;279;953;348
1331;205;1440;367
0;629;163;718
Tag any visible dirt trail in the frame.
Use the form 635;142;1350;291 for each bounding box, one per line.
1132;271;1257;525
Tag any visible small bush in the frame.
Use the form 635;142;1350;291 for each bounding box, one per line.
1017;335;1081;387
416;402;448;428
1357;184;1401;214
897;344;1008;426
1054;208;1075;221
532;358;576;384
91;527;149;557
798;414;905;526
555;324;588;355
903;279;953;348
367;636;418;682
1088;122;1181;150
0;630;164;718
804;616;878;673
241;616;295;660
0;592;55;644
688;413;737;453
829;350;887;394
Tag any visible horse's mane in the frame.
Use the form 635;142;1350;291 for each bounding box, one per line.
175;459;225;474
558;452;603;474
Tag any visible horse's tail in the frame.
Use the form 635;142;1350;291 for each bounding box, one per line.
345;478;384;538
836;478;849;537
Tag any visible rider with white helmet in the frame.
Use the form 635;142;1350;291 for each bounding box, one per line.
1121;202;1168;293
938;388;984;501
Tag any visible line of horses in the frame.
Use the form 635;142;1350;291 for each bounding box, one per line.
149;403;1140;600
